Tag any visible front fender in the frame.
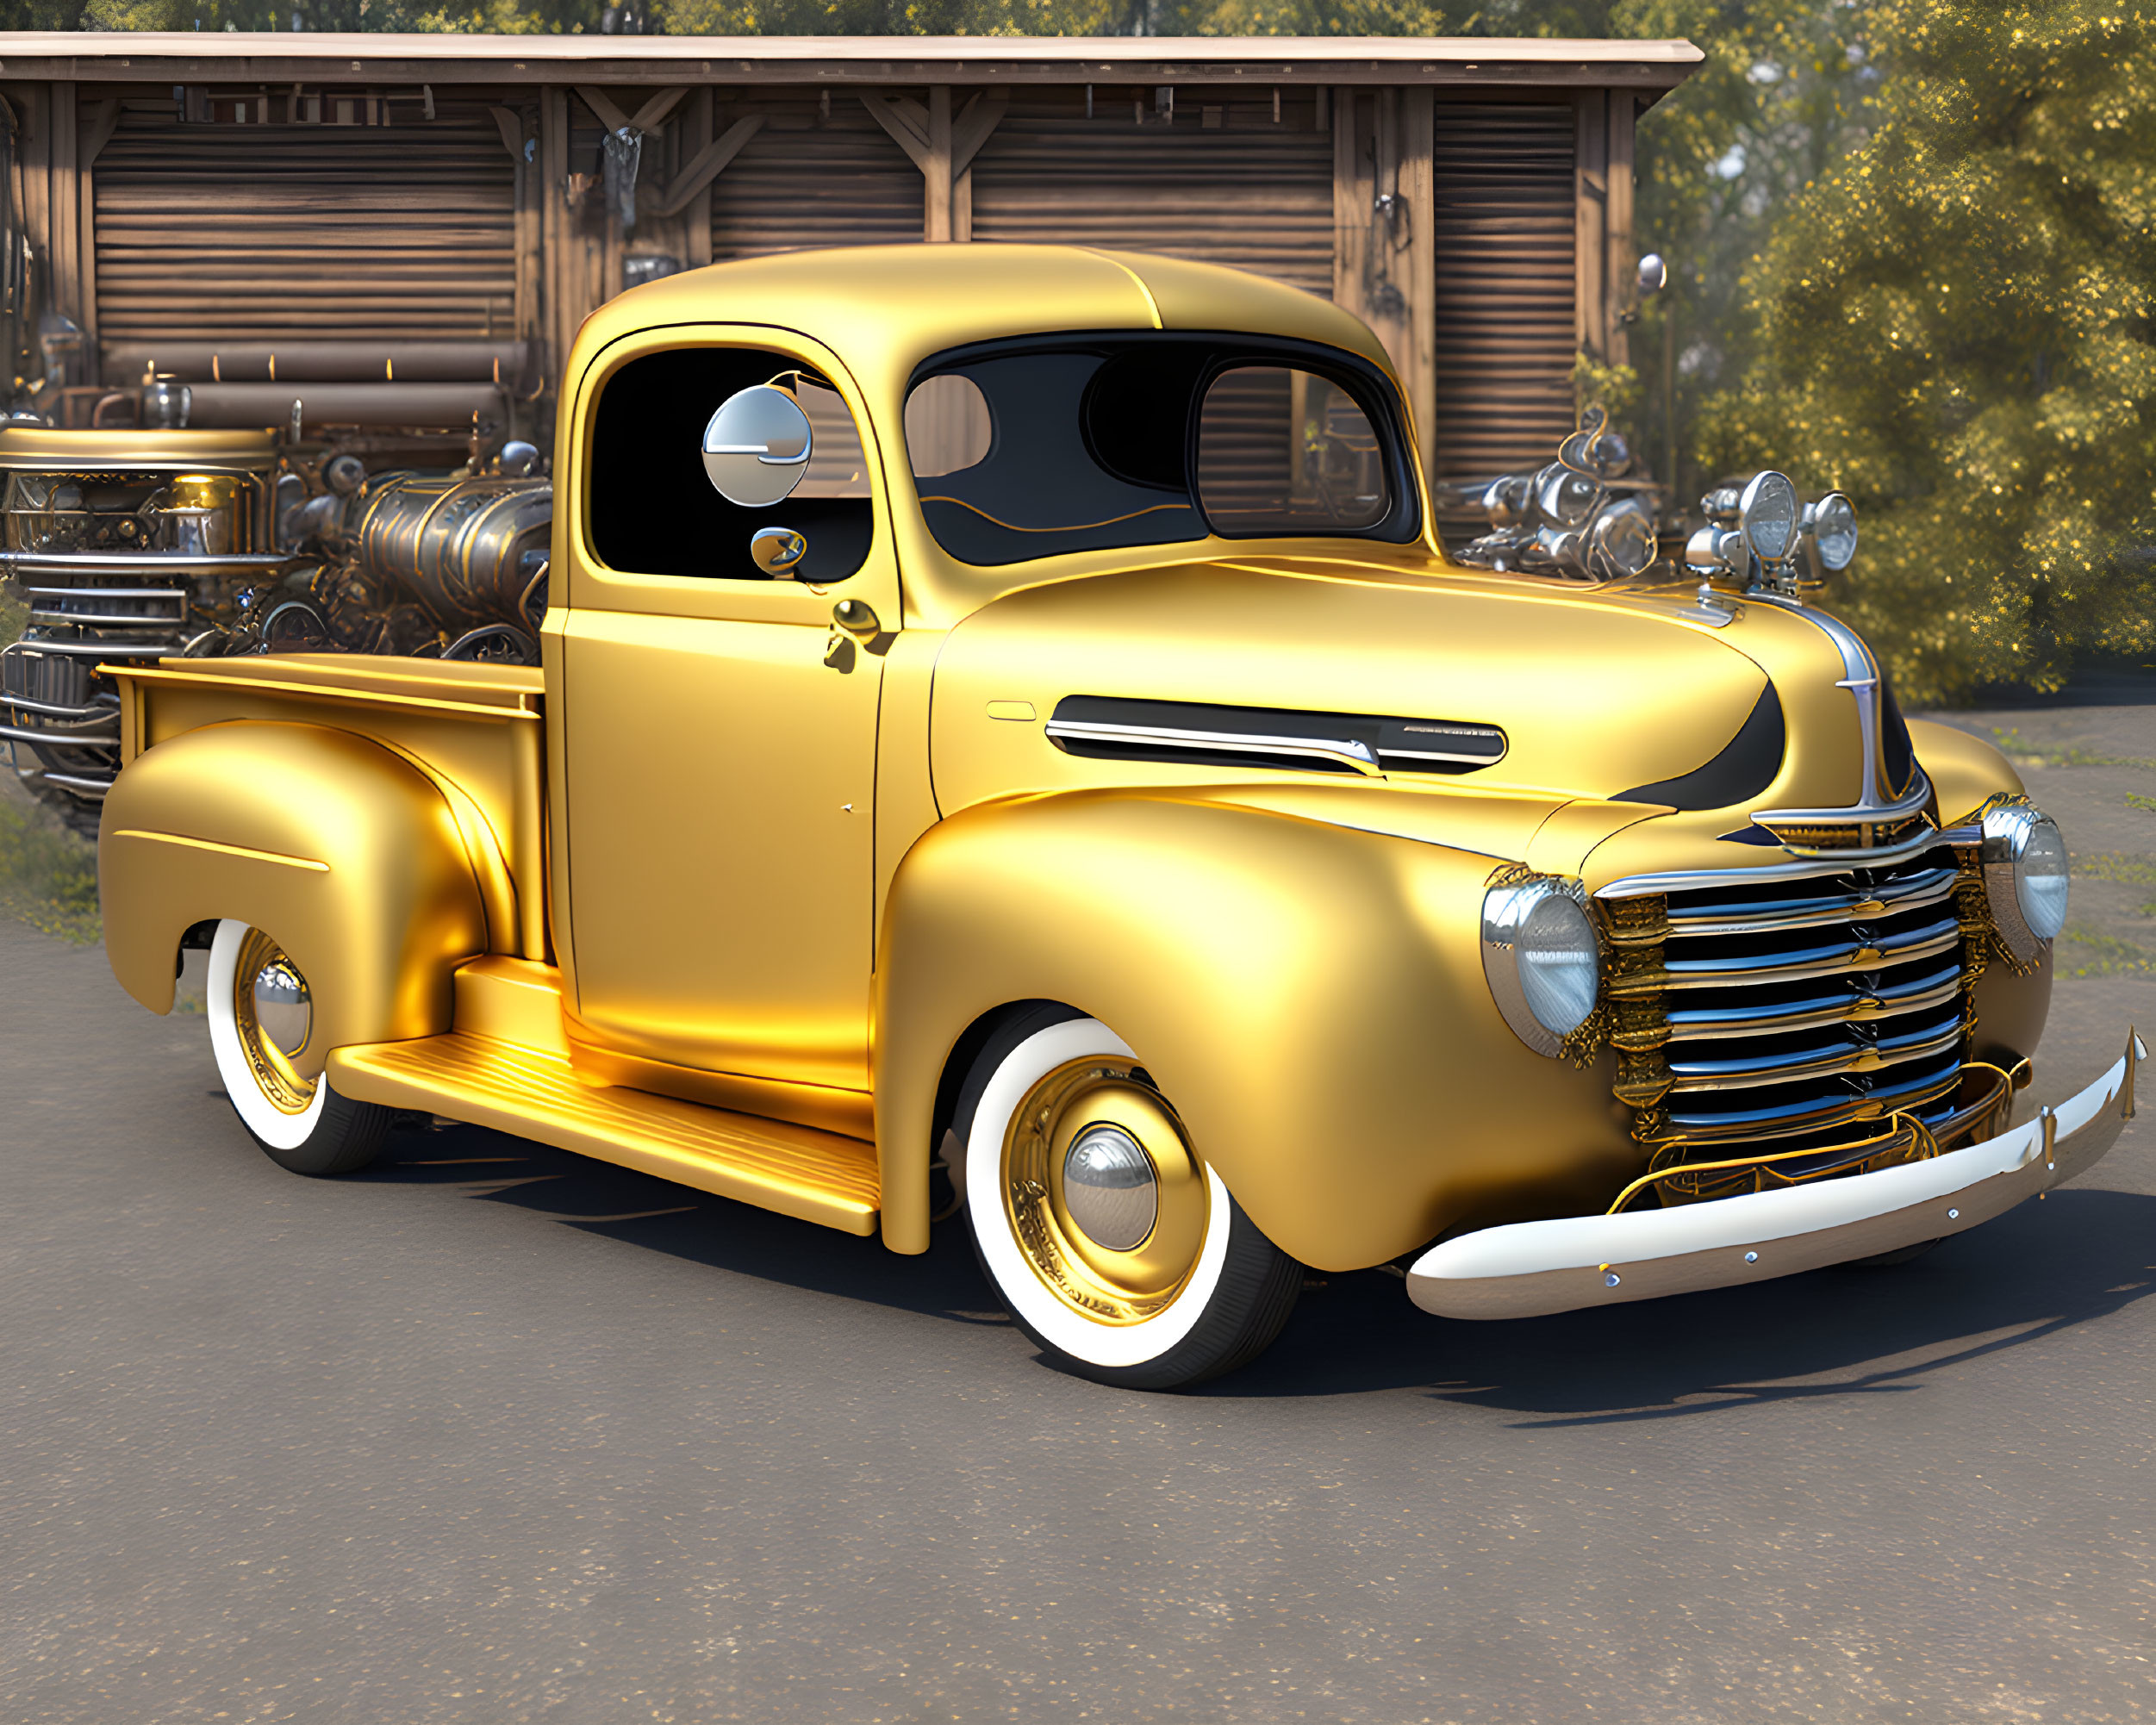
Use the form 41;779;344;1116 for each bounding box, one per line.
100;721;487;1051
875;789;1636;1269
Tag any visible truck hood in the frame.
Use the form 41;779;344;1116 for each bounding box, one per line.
929;557;1880;861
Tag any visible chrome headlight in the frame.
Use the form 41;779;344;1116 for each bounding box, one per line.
1737;470;1800;565
1586;502;1656;578
1482;875;1601;1056
1981;803;2069;963
1803;490;1859;571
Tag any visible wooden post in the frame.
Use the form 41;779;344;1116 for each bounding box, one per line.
1605;92;1636;371
1331;86;1362;314
76;97;120;356
686;88;714;268
1402;87;1437;498
48;81;79;352
541;86;572;389
1573;90;1610;371
925;86;952;242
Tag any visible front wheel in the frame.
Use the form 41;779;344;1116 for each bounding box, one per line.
955;1010;1301;1391
206;919;393;1177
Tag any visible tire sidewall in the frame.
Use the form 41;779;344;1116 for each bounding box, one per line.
963;1018;1236;1373
208;918;328;1153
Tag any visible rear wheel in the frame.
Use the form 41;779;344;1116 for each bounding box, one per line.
206;919;392;1177
954;1009;1301;1391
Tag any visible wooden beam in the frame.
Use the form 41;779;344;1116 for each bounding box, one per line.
1331;85;1361;314
626;85;689;134
950;86;1007;178
859;90;932;175
575;84;632;135
647;114;763;220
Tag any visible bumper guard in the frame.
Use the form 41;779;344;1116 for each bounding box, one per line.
1408;1033;2144;1321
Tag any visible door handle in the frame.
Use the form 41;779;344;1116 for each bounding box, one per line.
823;599;881;669
832;599;880;639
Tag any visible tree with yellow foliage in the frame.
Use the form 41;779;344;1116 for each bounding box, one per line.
1703;0;2156;699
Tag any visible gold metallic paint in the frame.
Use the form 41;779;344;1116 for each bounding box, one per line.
115;656;547;961
329;1033;882;1235
100;721;486;1049
874;788;1641;1269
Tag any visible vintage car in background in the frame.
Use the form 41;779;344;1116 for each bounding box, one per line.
77;244;2137;1389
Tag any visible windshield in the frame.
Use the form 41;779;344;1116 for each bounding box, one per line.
904;333;1418;567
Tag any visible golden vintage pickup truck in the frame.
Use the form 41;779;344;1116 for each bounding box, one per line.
94;245;2138;1389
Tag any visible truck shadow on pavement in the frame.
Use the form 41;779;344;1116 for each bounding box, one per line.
357;1124;2156;1411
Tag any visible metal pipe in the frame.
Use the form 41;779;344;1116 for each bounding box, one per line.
102;339;538;388
184;382;512;432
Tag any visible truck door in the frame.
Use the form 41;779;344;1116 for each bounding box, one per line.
555;330;898;1097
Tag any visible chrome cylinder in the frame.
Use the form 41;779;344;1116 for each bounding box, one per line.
348;471;551;632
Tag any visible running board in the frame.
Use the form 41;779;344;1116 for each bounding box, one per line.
327;1032;881;1236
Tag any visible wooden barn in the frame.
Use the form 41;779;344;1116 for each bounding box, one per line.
0;31;1698;489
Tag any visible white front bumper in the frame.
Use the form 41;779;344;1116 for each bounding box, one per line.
1408;1036;2144;1321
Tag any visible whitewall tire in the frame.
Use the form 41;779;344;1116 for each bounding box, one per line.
206;919;391;1176
955;1009;1301;1390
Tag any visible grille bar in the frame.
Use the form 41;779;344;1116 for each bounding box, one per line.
1598;842;1976;1151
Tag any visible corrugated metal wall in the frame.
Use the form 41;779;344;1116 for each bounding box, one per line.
1430;103;1578;481
92;100;517;364
969;91;1333;297
709;95;921;260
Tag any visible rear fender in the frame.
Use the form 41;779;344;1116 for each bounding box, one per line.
874;788;1634;1269
100;720;487;1049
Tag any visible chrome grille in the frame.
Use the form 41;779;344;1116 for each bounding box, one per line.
1600;844;1972;1149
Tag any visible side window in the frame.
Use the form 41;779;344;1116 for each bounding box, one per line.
588;346;873;582
1195;366;1389;536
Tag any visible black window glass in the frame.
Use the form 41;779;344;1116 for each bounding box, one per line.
906;333;1416;568
589;346;872;583
1195;366;1389;533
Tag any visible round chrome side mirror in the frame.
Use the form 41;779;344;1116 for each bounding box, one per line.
702;384;812;508
1636;252;1668;296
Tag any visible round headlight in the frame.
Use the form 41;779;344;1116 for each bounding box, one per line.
1981;804;2069;963
1482;876;1601;1056
1805;490;1859;571
1738;470;1800;564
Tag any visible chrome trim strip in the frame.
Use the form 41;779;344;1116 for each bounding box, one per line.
1044;717;1384;777
1613;924;1963;995
1667;1018;1966;1093
30;610;187;628
1752;770;1935;836
1596;828;1978;899
29;770;115;794
1663;866;1959;934
0;551;301;578
0;719;119;744
1661;963;1963;1039
3;640;171;657
24;586;190;601
0;692;113;720
1667;1057;1962;1131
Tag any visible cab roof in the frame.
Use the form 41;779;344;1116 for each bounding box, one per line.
568;243;1398;402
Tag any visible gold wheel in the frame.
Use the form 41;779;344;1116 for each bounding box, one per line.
229;927;319;1116
1000;1056;1212;1325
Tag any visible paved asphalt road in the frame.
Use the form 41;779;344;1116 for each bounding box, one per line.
4;691;2154;1724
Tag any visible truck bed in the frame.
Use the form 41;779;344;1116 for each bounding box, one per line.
111;653;549;960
